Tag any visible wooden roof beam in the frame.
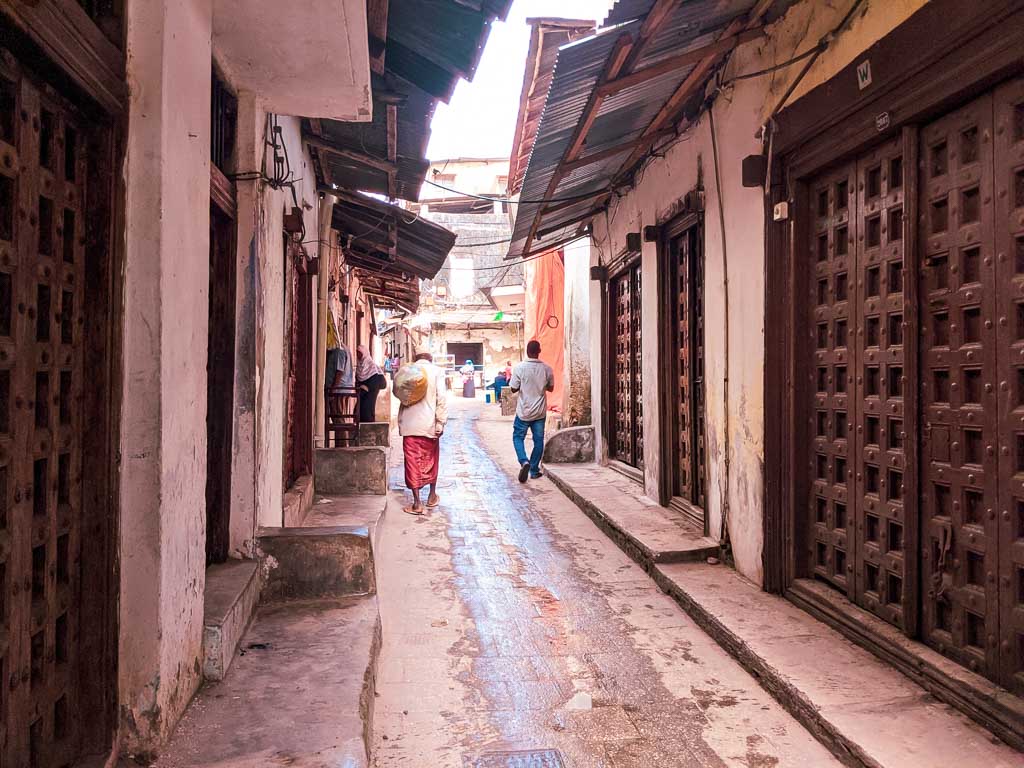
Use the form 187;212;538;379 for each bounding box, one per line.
562;129;676;174
523;32;633;254
536;208;599;238
386;103;398;199
620;0;684;74
304;136;395;174
612;0;776;185
542;192;609;216
598;27;766;98
367;0;389;75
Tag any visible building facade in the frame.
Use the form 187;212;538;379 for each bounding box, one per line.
410;158;526;381
0;0;501;763
511;0;1024;746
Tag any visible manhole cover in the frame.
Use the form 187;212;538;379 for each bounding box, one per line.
469;750;565;768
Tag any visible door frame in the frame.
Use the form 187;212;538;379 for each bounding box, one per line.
0;15;126;762
657;209;707;532
602;247;643;475
764;0;1024;746
766;0;1024;594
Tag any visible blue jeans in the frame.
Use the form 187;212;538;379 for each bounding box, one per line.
513;416;545;476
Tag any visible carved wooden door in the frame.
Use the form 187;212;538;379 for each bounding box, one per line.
806;134;913;629
918;78;1024;693
0;56;87;767
919;91;1001;682
993;75;1024;695
609;262;643;469
808;161;858;600
852;136;912;629
670;221;705;514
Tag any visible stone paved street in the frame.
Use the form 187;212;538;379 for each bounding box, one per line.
372;399;839;767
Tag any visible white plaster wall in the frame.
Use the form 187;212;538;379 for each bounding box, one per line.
588;0;930;586
252;113;321;526
562;238;592;426
420;158;510;201
121;0;211;744
212;0;371;121
589;263;605;462
428;325;523;379
228;92;263;552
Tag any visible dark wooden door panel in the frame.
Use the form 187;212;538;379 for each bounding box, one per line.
853;136;911;629
994;76;1024;694
807;161;858;600
610;263;643;469
919;92;1000;681
1;50;89;768
669;221;705;513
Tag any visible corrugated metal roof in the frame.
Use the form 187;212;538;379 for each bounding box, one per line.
308;0;509;202
603;0;654;27
508;0;787;259
508;19;597;195
332;192;456;290
509;21;642;259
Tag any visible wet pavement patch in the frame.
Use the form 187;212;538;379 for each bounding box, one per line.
469;749;565;767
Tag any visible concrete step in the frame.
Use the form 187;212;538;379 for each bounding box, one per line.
257;494;387;603
651;562;1022;767
315;446;388;496
545;463;719;565
158;595;381;768
202;559;260;682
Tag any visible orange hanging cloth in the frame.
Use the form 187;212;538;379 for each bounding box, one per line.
523;249;564;414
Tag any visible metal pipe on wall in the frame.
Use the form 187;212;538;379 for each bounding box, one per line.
314;193;336;447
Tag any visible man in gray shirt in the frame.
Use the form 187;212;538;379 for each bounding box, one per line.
509;339;555;483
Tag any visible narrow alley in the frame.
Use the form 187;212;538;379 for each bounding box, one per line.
5;0;1024;765
372;399;837;767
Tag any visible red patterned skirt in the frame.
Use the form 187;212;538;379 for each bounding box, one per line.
403;435;440;490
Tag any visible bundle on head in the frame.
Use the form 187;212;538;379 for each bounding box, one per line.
393;363;428;406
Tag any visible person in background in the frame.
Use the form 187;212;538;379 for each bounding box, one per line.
488;370;508;405
356;345;387;423
324;315;355;418
503;360;513;382
383;355;393;378
397;352;448;515
509;339;554;483
460;359;476;398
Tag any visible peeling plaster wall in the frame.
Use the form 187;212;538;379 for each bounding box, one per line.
427;325;523;380
588;0;929;586
251;114;321;529
562;238;592;426
120;0;212;745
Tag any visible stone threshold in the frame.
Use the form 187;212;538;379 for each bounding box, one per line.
544;463;719;564
652;564;1021;767
546;461;1022;765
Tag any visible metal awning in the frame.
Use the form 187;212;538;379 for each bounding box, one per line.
508;18;597;196
307;0;512;203
508;0;794;260
332;191;456;313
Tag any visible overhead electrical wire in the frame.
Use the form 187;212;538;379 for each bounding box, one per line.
422;177;611;205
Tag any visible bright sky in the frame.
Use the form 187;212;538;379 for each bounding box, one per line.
425;0;614;161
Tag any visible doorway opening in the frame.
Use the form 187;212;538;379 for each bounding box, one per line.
661;214;706;530
206;68;237;564
447;341;484;370
606;258;643;471
206;201;236;564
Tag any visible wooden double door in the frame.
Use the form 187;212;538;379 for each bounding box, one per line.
663;216;706;525
804;77;1024;693
608;260;643;470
